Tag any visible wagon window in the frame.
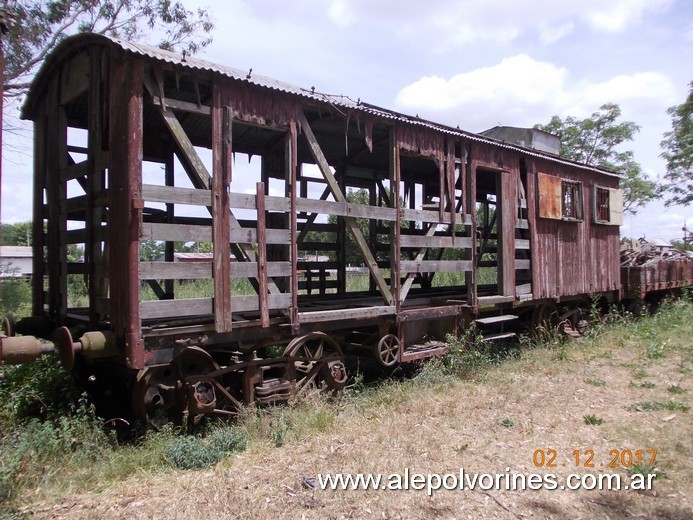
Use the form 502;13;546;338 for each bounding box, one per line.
561;180;583;220
595;187;610;223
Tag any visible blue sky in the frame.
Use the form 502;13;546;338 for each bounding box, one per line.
2;0;692;240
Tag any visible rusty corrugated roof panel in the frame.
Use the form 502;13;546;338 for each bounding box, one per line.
23;33;621;178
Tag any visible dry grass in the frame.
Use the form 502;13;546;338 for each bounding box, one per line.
13;300;693;519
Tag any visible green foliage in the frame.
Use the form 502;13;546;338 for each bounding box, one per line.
535;103;660;214
627;401;690;412
584;378;606;387
0;353;84;420
667;385;686;395
0;268;32;318
583;414;603;425
164;428;247;470
660;81;693;207
270;413;289;447
499;418;515;428
0;222;33;246
0;400;113;506
1;0;214;99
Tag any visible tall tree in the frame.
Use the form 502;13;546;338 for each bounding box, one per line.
660;82;692;207
535;103;659;214
1;0;214;99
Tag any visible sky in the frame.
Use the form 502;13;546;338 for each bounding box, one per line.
1;0;692;240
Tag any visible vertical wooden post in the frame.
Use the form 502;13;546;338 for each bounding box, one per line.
32;106;47;317
108;55;144;369
45;77;68;323
164;150;175;298
256;182;269;328
466;148;477;305
87;47;103;324
212;83;232;332
389;128;401;309
287;120;299;333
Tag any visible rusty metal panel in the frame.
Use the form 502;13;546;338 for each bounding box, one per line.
537;172;562;219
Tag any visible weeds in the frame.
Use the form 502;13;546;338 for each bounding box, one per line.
585;378;606;387
499;418;515;428
165;428;246;470
627;401;690;412
583;414;604;425
667;385;686;395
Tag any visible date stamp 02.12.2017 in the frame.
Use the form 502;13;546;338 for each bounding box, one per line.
532;449;657;469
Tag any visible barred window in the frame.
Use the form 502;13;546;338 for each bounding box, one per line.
595;187;610;223
561;181;583;220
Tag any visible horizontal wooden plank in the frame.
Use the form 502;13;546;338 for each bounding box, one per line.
140;261;212;279
141;185;290;212
516;219;529;229
142;222;212;242
140;293;292;319
233;293;292;312
141;222;290;245
298;305;395;324
232;261;292;278
140;261;293;280
151;94;211;115
516;259;531;269
400;234;473;249
141;298;213;319
400;260;472;273
142;184;211;206
515;239;530;250
67;262;87;274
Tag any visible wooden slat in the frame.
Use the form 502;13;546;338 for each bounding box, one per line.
139;261;292;280
151;94;211;115
400;260;473;273
140;293;293;319
298;306;395;324
141;298;213;319
515;239;530;250
516;259;531;269
141;222;291;245
212;88;232;333
142;184;211;206
400;234;473;249
256;182;270;328
515;218;529;229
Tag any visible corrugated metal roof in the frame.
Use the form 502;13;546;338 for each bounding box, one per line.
23;33;621;179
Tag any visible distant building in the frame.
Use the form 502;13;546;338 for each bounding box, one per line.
0;246;33;277
479;126;561;155
643;238;674;252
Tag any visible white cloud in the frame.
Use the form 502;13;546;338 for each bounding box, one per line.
539;22;575;44
328;0;355;27
585;0;673;32
394;55;676;133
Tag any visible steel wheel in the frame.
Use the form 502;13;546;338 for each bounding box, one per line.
374;334;400;367
132;365;178;430
283;332;346;393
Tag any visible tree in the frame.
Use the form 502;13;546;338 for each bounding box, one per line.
1;0;214;99
660;82;692;207
1;221;32;245
535;103;659;214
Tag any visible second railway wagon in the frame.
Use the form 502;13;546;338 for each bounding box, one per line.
1;33;624;425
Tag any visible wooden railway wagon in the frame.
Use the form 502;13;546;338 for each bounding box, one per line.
1;34;624;425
